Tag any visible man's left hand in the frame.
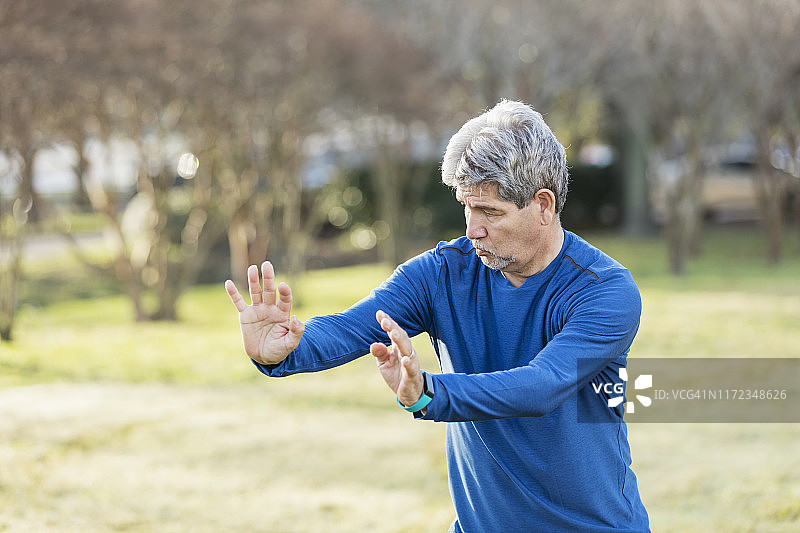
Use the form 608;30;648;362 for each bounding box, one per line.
370;310;424;408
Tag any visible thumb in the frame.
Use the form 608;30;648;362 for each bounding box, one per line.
370;342;390;363
401;353;419;378
286;315;305;349
402;346;421;373
397;355;423;407
400;351;422;382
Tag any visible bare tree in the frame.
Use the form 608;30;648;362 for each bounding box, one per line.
579;1;741;273
0;0;57;339
42;0;446;316
727;0;800;262
0;170;27;341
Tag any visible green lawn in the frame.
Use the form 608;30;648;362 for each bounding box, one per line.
1;225;799;532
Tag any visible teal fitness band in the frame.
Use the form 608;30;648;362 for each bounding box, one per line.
397;392;433;412
397;370;434;413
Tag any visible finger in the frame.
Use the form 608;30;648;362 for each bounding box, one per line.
261;261;277;306
370;342;390;364
276;282;293;314
285;316;305;351
401;351;420;378
371;342;400;366
377;312;413;358
375;309;390;326
225;280;248;313
389;328;414;358
376;310;400;336
247;264;263;305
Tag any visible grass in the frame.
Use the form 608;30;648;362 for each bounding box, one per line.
3;262;399;387
1;223;800;532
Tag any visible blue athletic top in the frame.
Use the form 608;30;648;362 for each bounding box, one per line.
255;230;650;532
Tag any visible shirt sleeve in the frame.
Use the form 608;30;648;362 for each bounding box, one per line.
420;272;642;422
252;250;440;377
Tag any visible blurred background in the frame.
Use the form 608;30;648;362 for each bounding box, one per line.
1;1;799;532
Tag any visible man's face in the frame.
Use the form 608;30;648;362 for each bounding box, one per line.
456;183;545;277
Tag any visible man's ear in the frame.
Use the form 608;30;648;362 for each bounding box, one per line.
533;188;557;225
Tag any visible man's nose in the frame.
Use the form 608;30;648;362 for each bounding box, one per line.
465;212;487;240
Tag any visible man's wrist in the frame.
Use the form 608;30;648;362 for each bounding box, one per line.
397;393;432;412
397;371;434;413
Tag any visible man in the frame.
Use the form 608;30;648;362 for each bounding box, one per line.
225;100;650;532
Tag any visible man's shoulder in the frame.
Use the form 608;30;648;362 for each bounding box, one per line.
394;237;481;285
561;231;635;287
559;231;642;319
395;237;474;281
434;236;476;259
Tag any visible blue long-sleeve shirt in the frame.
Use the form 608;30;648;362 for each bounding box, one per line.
255;230;650;532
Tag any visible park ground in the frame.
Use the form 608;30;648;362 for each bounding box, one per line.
1;225;800;532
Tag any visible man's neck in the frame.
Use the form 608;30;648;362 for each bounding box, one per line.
501;224;564;287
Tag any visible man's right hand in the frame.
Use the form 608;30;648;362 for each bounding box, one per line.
225;261;304;366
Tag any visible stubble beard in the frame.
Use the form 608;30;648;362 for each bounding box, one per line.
472;240;515;271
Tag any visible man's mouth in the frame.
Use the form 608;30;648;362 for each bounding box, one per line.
473;242;495;257
472;240;515;269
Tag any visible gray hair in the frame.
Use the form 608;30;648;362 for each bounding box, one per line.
441;100;569;213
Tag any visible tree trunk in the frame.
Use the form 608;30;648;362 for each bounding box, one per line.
153;273;180;321
19;148;43;225
281;167;306;297
374;151;403;266
248;194;273;269
227;194;273;290
0;230;22;342
618;121;654;236
753;131;786;264
665;152;704;276
228;211;251;290
0;151;32;341
794;186;800;250
756;170;785;264
71;137;93;212
665;199;692;276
